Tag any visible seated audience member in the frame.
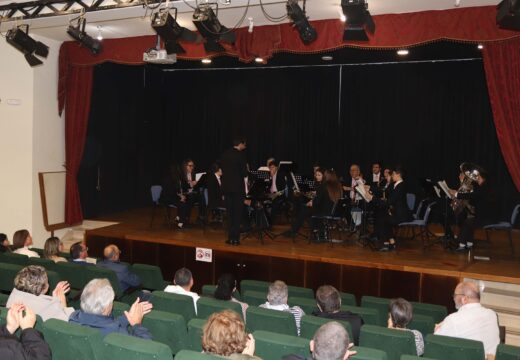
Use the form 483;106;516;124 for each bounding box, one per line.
435;281;499;357
0;233;11;252
97;244;142;293
387;298;424;356
6;265;74;322
69;241;93;266
43;237;67;263
214;273;248;319
69;279;152;339
164;267;200;314
312;285;363;345
202;310;258;359
0;303;51;360
259;280;305;335
284;321;356;360
12;230;39;258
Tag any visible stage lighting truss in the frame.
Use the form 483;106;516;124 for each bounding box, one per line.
151;7;200;54
341;0;375;41
286;0;317;44
192;2;239;53
5;24;49;66
67;15;103;54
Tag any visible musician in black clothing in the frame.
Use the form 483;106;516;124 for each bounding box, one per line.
374;167;412;251
206;163;225;221
220;137;248;245
267;160;288;223
160;163;195;229
449;170;496;251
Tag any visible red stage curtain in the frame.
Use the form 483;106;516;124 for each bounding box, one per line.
482;38;520;192
58;5;520;222
64;65;93;225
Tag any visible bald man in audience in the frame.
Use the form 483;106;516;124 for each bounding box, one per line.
435;281;500;357
97;244;142;293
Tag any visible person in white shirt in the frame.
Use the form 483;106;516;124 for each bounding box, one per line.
435;281;500;357
12;229;39;258
164;267;200;314
259;280;305;336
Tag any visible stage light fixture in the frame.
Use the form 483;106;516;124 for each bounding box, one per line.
151;9;200;54
341;0;375;41
286;0;317;44
201;58;212;64
478;44;484;50
67;18;103;54
193;4;236;53
397;49;409;56
6;25;49;67
497;0;520;30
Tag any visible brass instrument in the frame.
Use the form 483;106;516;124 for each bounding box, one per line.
452;162;479;216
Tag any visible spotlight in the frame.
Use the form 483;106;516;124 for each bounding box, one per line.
201;58;212;64
477;44;484;50
6;25;49;67
397;49;409;56
497;0;520;30
341;0;375;41
255;57;264;63
67;18;103;54
152;9;199;54
193;4;236;53
286;0;317;44
321;55;333;61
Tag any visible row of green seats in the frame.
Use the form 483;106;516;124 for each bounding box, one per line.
0;262;61;296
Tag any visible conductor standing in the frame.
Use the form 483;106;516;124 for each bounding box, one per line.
220;137;248;245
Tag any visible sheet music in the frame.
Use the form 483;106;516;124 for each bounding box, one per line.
355;184;372;203
433;185;441;198
437;180;453;199
195;172;206;182
257;166;269;171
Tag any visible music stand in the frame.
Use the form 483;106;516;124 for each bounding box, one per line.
242;179;275;244
435;180;457;249
355;187;377;250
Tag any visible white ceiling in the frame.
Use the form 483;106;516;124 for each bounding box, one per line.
0;0;499;41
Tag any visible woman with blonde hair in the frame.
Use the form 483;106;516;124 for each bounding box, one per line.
43;237;67;263
202;310;258;359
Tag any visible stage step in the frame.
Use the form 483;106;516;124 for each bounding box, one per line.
466;278;520;346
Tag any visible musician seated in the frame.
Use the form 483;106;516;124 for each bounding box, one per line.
343;164;366;231
285;168;324;237
160;163;195;229
374;167;412;251
311;170;344;241
448;169;497;251
206;163;225;222
267;160;288;223
181;159;199;195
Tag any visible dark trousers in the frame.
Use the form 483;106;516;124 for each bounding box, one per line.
375;212;397;242
291;197;311;233
225;192;244;242
458;216;476;244
171;197;194;224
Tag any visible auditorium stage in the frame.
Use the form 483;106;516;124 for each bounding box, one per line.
85;208;520;311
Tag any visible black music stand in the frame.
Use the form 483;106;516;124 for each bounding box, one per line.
434;181;456;250
241;179;275;244
354;188;377;251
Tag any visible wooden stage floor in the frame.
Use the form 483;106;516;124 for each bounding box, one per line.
85;208;520;285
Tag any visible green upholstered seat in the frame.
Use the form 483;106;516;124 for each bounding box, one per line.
131;263;168;290
174;350;226;360
246;306;298;336
288;296;318;315
152;290;197;322
359;325;417;360
341;292;357;306
102;332;173;360
196;297;243;320
410;302;447;324
0;263;23;292
424;334;485;360
142;309;188;354
0;252;29;266
187;318;206;351
253;330;311;360
361;296;390;326
300;315;353;341
496;343;520;360
350;346;389;360
341;305;379;326
42;318;104;360
242;290;267;307
54;262;86;290
240;280;270;294
408;313;435;337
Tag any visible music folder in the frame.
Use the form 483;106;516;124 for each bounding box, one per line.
437;180;453;199
355;184;372;203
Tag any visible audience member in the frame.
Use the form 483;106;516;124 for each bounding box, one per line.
259;280;305;335
97;244;142;293
284;321;356;360
387;298;424;356
0;233;11;252
164;267;200;314
202;310;258;359
214;273;248;320
6;266;74;322
435;281;499;356
12;230;39;258
69;241;93;266
312;285;363;345
0;303;51;360
69;279;152;339
43;237;67;263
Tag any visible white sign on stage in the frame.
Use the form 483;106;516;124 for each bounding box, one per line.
195;247;213;263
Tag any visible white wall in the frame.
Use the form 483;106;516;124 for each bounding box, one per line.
0;35;66;248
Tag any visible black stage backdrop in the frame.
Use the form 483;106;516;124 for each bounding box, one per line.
79;59;518;219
